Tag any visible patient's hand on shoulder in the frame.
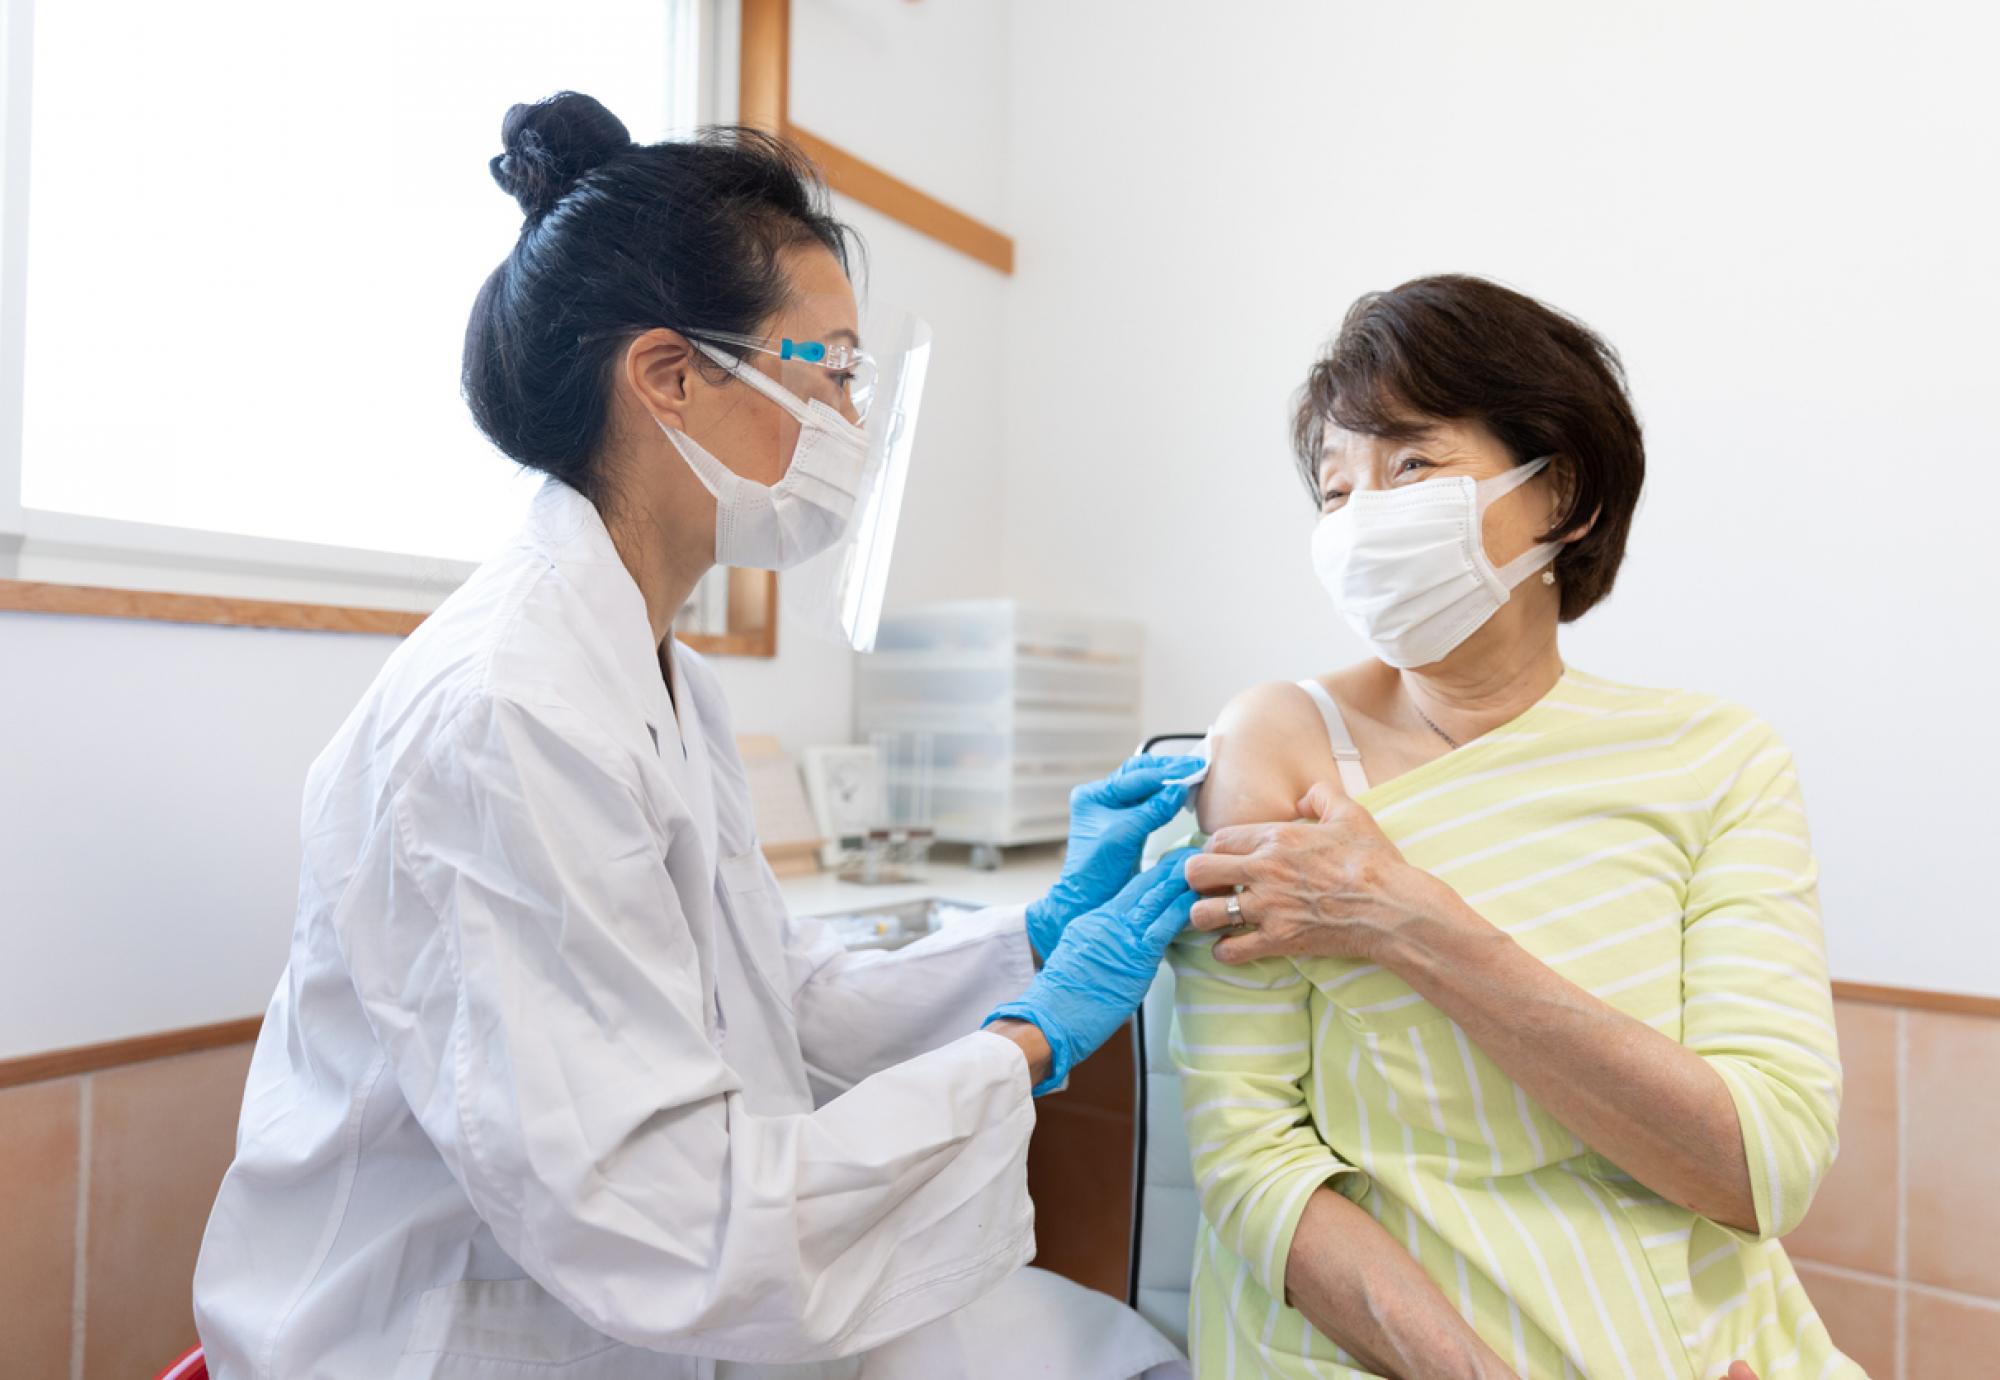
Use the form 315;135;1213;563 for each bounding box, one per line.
1196;681;1346;836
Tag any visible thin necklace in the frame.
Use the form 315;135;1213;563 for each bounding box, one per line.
1410;694;1460;749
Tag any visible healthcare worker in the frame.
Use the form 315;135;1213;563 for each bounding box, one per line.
192;93;1199;1379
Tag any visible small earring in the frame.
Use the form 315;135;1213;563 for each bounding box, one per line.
1541;570;1557;586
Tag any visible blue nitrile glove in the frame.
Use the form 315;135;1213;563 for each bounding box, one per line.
1025;753;1204;962
989;848;1199;1095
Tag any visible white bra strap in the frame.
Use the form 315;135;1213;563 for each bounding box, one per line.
1295;679;1371;795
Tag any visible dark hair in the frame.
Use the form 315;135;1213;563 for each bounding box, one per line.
464;92;857;503
1292;274;1645;621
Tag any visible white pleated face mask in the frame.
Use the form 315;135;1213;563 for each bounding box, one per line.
658;342;869;571
1310;454;1564;669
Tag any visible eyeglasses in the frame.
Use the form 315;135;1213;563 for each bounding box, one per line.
691;329;879;421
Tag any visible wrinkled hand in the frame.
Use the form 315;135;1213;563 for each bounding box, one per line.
990;849;1199;1094
1184;782;1456;965
1026;753;1202;961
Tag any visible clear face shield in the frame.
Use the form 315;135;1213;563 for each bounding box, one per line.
669;299;931;654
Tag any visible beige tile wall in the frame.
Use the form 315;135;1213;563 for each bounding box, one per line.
0;1079;82;1380
0;1044;252;1380
1;992;1992;1378
1785;998;2000;1379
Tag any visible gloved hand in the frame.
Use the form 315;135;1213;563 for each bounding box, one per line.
989;848;1199;1094
1025;753;1204;962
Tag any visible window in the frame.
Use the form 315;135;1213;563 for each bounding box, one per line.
3;0;708;586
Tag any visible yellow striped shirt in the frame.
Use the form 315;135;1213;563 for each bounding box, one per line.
1169;669;1859;1379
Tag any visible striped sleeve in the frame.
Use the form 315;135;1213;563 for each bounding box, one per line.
1167;932;1364;1303
1677;707;1841;1241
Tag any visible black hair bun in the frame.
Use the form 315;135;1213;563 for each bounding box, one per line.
489;91;632;219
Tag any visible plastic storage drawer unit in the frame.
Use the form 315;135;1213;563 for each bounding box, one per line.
857;600;1143;864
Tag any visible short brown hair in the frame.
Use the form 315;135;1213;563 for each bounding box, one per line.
1292;274;1644;621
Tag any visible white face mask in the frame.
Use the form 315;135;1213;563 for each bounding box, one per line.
658;342;870;571
1310;454;1564;668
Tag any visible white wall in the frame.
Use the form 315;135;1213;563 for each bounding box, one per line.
0;1;1015;1058
0;614;398;1057
1001;0;2000;995
789;0;1008;227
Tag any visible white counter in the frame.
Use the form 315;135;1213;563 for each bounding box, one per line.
774;843;1065;920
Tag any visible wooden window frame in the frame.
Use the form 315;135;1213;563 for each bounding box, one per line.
0;566;778;655
739;0;1016;275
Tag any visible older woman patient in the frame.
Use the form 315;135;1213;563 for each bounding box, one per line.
1171;276;1857;1379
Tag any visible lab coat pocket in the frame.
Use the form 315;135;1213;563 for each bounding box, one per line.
397;1277;683;1378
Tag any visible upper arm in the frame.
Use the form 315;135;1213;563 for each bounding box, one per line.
1677;708;1841;1239
1172;682;1362;1295
1196;681;1342;834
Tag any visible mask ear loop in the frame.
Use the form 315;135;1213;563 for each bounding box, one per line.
1479;455;1567;588
1474;453;1554;513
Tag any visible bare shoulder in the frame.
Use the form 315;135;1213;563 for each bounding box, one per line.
1198;680;1338;834
1212;679;1327;739
1317;658;1394;717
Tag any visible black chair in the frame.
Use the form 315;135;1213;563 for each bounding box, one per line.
1125;731;1206;1353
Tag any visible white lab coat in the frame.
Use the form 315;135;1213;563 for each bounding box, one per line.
193;479;1184;1380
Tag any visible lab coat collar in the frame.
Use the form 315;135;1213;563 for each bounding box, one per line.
518;478;720;880
520;478;678;746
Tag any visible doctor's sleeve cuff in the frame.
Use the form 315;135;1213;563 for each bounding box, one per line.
790;899;1038;1097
